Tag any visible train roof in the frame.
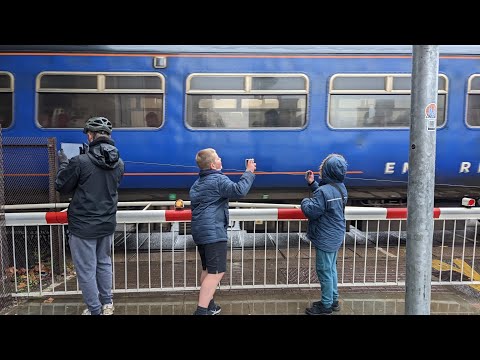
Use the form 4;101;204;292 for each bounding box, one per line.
1;45;480;55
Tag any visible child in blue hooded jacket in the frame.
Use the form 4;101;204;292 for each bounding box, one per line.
301;153;348;315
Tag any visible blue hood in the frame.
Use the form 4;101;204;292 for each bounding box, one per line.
320;155;347;184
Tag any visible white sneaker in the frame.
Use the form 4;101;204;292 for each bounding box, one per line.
81;309;91;315
102;303;115;315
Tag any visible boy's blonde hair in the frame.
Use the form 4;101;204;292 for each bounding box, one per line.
196;148;217;170
318;153;345;177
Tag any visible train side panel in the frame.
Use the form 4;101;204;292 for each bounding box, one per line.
0;48;478;202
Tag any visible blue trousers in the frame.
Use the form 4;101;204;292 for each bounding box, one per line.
69;233;113;315
315;248;338;308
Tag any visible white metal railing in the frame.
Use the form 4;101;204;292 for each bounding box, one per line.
3;201;298;211
3;207;480;297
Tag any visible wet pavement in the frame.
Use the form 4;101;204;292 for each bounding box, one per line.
3;286;480;315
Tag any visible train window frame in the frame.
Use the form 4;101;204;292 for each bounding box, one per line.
185;73;309;130
465;74;480;128
327;73;448;130
0;71;14;129
35;71;165;130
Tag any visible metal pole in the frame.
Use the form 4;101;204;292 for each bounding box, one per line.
405;45;439;314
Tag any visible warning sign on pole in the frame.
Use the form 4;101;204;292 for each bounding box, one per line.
425;103;437;131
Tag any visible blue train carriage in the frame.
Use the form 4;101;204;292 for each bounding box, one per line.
0;45;479;205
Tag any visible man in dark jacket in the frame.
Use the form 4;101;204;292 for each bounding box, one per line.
56;117;124;315
301;153;348;315
189;148;256;315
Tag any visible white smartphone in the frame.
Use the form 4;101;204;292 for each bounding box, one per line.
61;143;83;159
245;158;254;167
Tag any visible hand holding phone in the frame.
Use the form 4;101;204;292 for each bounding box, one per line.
245;158;256;173
305;170;314;184
245;158;255;168
58;149;68;165
60;142;83;159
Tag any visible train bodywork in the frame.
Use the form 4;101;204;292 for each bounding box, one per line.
0;45;479;204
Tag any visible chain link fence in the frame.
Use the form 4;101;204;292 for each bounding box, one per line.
1;133;61;311
0;126;13;311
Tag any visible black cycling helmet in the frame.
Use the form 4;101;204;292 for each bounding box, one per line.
83;116;113;134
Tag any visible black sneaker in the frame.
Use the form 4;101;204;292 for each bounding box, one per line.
305;303;332;315
313;300;340;312
193;306;209;315
208;299;222;315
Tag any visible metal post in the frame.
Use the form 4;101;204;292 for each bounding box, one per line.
48;137;63;275
405;45;439;314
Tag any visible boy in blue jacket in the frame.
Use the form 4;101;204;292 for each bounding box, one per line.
189;148;256;315
301;153;348;315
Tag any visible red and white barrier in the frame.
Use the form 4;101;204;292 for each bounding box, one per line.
5;207;480;226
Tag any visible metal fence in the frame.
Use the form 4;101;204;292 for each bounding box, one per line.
0;126;13;311
3;207;480;297
0;135;60;311
2;136;57;205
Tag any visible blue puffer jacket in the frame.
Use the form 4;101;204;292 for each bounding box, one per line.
189;169;255;245
301;156;348;252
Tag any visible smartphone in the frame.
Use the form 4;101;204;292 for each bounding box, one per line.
245;158;254;167
61;142;83;159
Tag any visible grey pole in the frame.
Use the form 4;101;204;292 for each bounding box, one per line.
405;45;439;314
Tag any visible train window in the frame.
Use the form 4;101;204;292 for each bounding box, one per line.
199;99;237;109
105;75;162;90
0;74;12;89
0;72;13;129
470;77;480;90
328;74;448;129
466;75;480;127
40;74;97;90
241;98;279;109
251;76;306;91
392;77;411;90
190;76;245;91
438;76;446;91
36;72;165;129
186;74;308;129
392;76;447;92
332;77;386;91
